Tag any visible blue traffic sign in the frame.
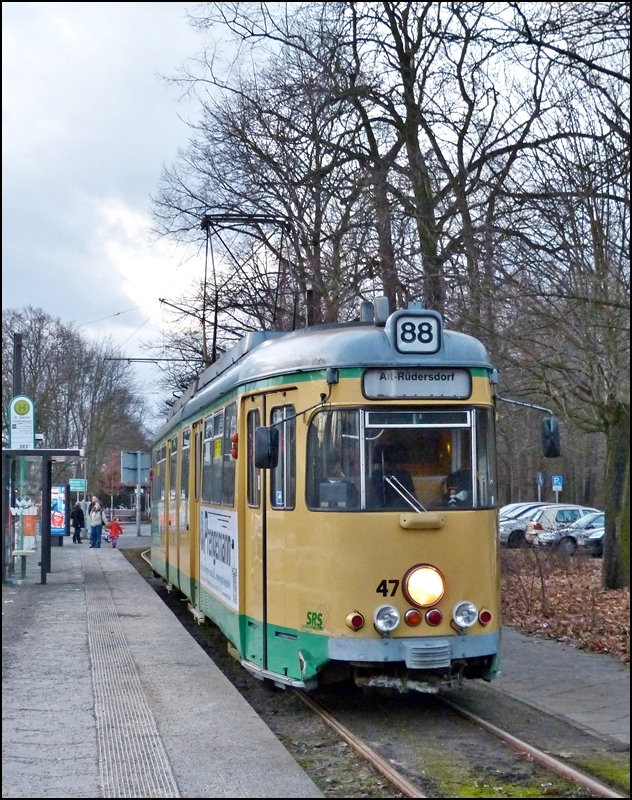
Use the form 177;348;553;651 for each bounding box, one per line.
552;475;563;489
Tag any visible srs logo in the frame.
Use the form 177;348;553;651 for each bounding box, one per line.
305;611;324;630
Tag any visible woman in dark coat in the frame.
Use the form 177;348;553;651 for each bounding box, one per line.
70;501;85;543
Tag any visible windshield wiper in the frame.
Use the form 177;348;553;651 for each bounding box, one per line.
384;475;427;514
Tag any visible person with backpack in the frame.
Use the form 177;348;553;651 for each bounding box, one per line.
89;501;108;548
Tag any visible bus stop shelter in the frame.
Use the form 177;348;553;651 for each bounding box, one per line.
2;448;83;585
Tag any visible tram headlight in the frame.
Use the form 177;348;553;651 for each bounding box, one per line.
373;605;400;635
452;601;478;628
402;564;445;608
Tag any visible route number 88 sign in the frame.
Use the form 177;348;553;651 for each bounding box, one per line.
394;312;442;354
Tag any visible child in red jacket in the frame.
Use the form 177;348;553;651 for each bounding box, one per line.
108;518;123;548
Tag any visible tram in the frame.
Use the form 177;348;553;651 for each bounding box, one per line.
151;301;504;693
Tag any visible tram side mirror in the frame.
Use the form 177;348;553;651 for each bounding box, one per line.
541;416;561;458
254;426;279;469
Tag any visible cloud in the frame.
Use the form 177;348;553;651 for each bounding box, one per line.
2;1;207;361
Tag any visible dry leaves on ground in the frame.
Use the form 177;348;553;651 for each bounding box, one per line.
501;549;630;663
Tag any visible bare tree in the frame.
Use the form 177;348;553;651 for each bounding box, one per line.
2;308;151;490
150;2;629;588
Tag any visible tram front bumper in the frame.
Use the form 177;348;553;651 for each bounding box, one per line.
329;629;500;668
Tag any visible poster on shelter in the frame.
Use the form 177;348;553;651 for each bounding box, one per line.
51;486;66;535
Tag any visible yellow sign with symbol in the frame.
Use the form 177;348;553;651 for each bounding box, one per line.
9;395;35;449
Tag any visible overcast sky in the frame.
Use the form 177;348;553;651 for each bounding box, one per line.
2;2;216;418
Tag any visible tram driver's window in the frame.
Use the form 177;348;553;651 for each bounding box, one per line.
270;405;296;509
306;410;360;511
364;411;473;510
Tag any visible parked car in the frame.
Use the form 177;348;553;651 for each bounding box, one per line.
499;502;547;519
534;510;604;555
498;503;550;548
526;505;601;551
578;524;605;557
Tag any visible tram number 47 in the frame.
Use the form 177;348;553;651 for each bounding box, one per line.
376;579;399;597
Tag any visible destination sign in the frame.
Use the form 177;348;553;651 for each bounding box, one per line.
363;368;471;399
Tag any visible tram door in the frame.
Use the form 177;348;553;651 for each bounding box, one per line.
177;427;193;600
166;433;179;588
243;390;298;673
187;421;203;608
243;395;265;666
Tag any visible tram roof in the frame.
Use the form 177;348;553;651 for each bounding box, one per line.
155;320;494;440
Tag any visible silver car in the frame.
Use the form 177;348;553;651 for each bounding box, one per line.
527;506;601;552
578;525;605;557
498;503;549;548
535;511;605;556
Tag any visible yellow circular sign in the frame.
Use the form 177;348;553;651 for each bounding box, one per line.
14;399;31;416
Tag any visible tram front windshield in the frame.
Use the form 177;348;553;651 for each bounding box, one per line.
306;408;496;511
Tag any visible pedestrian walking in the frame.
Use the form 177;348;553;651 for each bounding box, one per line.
69;501;85;543
89;502;108;548
88;495;100;514
108;517;123;548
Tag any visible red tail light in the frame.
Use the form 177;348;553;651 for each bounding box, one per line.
346;612;364;631
533;522;543;530
425;608;443;626
479;608;492;625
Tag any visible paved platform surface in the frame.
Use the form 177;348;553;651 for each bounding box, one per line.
3;529;629;798
493;626;629;747
2;528;323;798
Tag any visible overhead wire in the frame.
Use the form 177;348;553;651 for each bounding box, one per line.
79;303;157;327
118;313;156;349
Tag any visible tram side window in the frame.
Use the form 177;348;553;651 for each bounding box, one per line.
202;416;213;504
475;408;497;508
211;411;224;504
247;409;261;507
306;410;360;510
181;428;190;501
222;402;237;506
169;435;178;502
270;405;296;509
153;444;166;503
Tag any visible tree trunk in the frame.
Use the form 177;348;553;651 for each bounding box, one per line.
602;402;630;589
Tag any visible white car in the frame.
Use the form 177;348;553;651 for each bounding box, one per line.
535;511;605;556
498;503;549;548
526;505;601;549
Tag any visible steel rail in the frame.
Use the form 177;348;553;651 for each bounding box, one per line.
140;549;152;566
439;697;627;799
295;691;426;798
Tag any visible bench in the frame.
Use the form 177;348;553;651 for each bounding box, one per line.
12;549;36;580
104;509;136;521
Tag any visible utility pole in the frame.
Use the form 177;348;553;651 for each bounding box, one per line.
13;333;23;396
136;450;141;537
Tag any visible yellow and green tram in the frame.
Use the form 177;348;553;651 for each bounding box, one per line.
151;303;502;693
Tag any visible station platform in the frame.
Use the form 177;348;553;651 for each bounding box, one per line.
2;528;323;798
3;530;629;798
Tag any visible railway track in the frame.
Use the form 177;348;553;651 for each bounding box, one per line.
296;690;627;799
135;549;628;799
